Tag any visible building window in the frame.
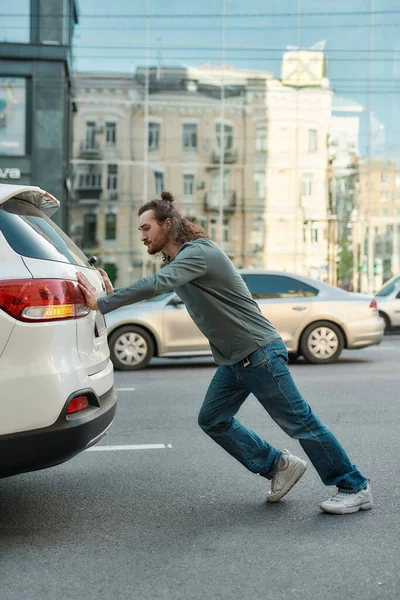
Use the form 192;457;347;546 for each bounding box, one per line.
254;171;265;202
251;213;264;253
311;222;319;243
154;171;164;195
216;123;233;151
183;124;197;149
107;164;118;192
148;122;160;150
210;217;230;242
105;213;117;240
308;129;318;153
83;213;97;246
381;172;389;184
209;170;230;207
85;121;97;150
183;174;195;199
78;170;102;188
381;192;389;203
0;1;30;43
256;124;267;152
0;77;27;156
301;173;313;196
189;215;207;230
105;122;116;145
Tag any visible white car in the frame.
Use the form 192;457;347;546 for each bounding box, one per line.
375;275;400;331
0;184;117;478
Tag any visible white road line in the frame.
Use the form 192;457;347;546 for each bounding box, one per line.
86;443;172;452
116;387;136;392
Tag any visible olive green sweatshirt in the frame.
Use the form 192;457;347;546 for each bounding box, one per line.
98;238;279;365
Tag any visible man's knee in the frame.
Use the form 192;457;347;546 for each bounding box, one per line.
198;410;212;432
198;411;230;435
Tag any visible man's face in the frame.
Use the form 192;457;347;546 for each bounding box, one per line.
138;209;170;255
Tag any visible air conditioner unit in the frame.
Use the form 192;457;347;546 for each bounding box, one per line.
108;191;118;200
95;126;104;134
197;181;205;190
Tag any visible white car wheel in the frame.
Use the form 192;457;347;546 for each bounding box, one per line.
300;321;344;364
109;325;154;370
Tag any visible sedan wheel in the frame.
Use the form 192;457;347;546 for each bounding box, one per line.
379;312;390;333
300;321;344;364
109;325;154;370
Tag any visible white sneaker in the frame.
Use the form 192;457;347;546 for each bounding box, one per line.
267;450;307;503
320;484;373;515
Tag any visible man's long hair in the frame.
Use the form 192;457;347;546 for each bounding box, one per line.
138;191;209;265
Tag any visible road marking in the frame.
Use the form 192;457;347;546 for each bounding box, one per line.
86;443;172;452
116;387;136;392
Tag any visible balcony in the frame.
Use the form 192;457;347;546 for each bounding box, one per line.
79;141;102;159
211;149;238;164
74;173;103;202
204;191;237;211
76;196;101;206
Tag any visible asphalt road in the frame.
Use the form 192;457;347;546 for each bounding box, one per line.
1;336;400;600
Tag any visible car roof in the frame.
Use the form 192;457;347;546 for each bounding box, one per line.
0;184;60;217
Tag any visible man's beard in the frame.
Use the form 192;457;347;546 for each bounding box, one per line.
146;231;169;255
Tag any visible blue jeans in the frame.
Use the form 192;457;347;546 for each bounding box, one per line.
198;338;368;493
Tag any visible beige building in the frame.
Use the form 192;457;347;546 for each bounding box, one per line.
357;157;400;290
69;57;333;287
265;77;332;280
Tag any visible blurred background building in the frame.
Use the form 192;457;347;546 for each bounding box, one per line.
69;52;336;286
2;1;400;294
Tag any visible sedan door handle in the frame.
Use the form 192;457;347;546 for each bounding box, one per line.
292;306;307;311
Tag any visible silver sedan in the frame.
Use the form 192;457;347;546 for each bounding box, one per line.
105;270;384;370
375;275;400;331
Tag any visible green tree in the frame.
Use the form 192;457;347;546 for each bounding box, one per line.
103;263;118;285
337;236;353;285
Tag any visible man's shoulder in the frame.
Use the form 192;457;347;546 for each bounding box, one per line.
178;238;217;256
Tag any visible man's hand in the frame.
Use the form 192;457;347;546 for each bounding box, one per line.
97;268;114;295
77;272;99;311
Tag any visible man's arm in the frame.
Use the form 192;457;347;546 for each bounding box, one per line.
79;244;207;315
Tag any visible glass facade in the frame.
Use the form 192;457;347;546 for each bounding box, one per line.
0;1;30;43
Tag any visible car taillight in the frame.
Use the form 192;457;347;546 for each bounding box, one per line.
67;395;90;414
0;279;90;322
369;299;378;311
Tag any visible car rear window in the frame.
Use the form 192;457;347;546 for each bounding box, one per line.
0;198;91;267
376;276;400;297
242;274;319;299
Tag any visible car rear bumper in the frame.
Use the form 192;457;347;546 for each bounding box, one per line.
346;317;384;349
0;386;117;479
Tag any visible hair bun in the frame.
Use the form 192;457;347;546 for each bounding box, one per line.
161;191;174;203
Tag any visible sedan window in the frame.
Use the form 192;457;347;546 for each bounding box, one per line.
376;277;400;297
242;274;318;299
